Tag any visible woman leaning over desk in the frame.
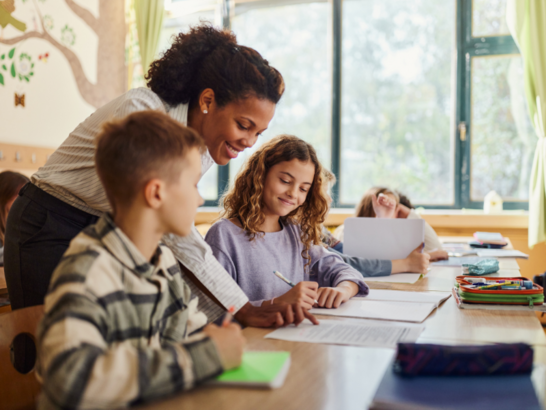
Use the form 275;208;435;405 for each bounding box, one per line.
4;24;300;327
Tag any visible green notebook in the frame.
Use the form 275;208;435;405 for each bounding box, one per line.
211;351;291;389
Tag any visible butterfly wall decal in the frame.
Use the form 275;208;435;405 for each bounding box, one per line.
14;93;25;107
38;53;49;63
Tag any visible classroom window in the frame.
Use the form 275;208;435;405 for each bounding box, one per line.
469;55;534;201
340;0;455;205
159;0;528;209
229;1;332;182
161;0;221;202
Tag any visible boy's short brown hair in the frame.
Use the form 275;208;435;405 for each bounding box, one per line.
95;110;205;210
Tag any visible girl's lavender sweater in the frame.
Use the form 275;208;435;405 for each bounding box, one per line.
205;219;369;306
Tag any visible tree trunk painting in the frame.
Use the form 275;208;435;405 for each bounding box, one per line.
0;0;125;109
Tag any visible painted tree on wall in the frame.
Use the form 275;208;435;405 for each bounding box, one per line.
0;0;125;108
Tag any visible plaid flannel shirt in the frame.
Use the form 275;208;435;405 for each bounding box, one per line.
36;214;223;410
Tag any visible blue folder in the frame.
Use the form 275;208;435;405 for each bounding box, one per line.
371;366;541;410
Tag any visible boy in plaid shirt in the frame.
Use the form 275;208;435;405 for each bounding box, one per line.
36;111;245;409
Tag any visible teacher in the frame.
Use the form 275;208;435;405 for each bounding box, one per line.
4;24;301;327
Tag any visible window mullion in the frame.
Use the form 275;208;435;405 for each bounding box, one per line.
331;0;342;207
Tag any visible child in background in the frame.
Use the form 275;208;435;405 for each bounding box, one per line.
335;186;448;261
37;111;245;409
322;170;429;276
0;171;29;265
205;135;368;319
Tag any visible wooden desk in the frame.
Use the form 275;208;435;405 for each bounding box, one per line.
145;257;546;410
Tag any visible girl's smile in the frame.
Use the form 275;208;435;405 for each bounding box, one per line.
262;159;315;222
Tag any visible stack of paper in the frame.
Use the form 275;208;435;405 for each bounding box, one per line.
309;290;451;323
476;249;529;259
265;319;424;348
362;273;423;284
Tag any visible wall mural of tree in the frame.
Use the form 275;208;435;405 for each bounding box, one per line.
0;0;125;109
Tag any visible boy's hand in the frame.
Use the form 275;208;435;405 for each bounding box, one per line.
204;323;246;371
274;281;318;310
372;193;397;218
316;282;358;308
404;244;430;274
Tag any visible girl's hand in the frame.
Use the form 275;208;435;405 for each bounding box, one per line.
372;193;397;218
316;282;358;308
404;243;430;274
274;281;318;310
395;203;412;219
428;250;449;262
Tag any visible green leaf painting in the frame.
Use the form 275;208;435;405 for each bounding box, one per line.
8;48;15;59
10;62;15;78
0;73;4;86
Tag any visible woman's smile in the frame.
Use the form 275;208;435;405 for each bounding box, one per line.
225;141;242;159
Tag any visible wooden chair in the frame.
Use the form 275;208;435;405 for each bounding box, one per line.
0;305;44;410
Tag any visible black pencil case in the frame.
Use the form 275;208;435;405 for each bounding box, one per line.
394;343;533;376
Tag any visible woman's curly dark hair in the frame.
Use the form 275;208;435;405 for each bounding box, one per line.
146;24;285;107
220;135;329;269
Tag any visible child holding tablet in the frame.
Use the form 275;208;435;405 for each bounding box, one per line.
205;135;368;314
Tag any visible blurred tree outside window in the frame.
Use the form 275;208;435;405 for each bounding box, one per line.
158;0;528;209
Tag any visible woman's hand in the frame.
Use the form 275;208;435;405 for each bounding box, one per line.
371;193;397;218
316;281;358;308
428;250;449;262
273;281;318;310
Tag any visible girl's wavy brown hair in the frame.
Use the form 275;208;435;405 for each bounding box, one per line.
221;135;329;268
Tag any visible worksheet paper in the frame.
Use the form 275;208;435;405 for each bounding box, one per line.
354;289;451;308
265;319;424;348
476;249;529;259
431;256;491;267
362;273;422;284
309;299;437;323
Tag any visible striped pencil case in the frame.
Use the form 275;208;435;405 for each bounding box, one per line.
455;276;544;307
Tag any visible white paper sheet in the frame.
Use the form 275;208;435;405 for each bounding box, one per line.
344;218;425;261
354;289;451;307
362;273;422;284
309;299;437;323
431;256;492;267
265;319;424;348
476;249;529;259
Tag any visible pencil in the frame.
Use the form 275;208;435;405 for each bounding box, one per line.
222;305;236;327
273;270;319;305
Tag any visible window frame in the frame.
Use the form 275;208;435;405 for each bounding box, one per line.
458;0;525;210
199;0;526;210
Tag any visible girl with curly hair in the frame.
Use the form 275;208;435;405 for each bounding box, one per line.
5;23;289;328
205;135;368;321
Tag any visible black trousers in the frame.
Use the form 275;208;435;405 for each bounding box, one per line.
4;183;99;310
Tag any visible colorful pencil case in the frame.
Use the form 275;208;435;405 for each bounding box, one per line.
394;343;533;376
456;276;544;306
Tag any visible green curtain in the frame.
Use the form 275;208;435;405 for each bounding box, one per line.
507;0;546;248
134;0;165;74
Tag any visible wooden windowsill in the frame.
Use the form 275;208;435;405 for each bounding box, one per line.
196;207;529;230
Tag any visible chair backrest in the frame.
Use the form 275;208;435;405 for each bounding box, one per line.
0;305;44;410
